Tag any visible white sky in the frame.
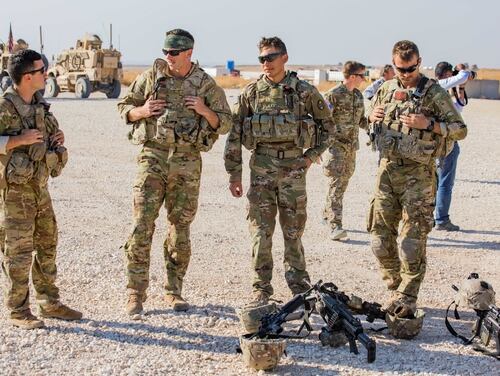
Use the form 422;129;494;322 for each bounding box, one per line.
3;0;498;68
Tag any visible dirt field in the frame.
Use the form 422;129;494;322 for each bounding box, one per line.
0;89;498;375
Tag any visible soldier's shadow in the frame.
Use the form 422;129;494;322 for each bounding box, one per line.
45;317;238;355
427;236;500;251
145;303;238;321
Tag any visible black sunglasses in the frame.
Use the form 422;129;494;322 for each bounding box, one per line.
258;52;283;64
162;48;189;57
23;66;46;75
353;73;365;78
394;63;419;74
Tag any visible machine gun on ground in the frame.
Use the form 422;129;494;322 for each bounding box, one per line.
475;305;500;360
254;280;386;363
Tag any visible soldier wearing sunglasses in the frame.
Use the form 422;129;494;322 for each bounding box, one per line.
224;37;335;306
118;29;231;315
366;40;467;337
0;49;81;329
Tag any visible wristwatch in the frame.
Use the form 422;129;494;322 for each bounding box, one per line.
426;119;435;132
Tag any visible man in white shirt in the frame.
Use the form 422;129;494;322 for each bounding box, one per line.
434;62;475;231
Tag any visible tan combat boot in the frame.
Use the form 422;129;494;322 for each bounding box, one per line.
165;294;189;312
330;225;348;241
126;293;147;316
39;302;83;321
9;309;45;330
384;292;417;318
245;291;270;308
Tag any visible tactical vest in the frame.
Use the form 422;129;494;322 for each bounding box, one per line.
375;77;453;165
129;60;217;152
241;72;317;151
0;89;67;189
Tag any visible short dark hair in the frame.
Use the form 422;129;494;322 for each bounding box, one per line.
381;64;394;76
343;61;365;78
166;28;194;43
7;49;42;85
435;61;453;79
392;40;420;61
258;37;287;54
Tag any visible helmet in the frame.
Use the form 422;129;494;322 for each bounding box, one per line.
239;334;286;371
386;309;425;339
237;303;277;334
455;276;496;311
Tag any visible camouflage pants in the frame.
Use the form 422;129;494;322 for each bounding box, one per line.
0;183;59;315
323;143;356;227
124;145;201;296
367;158;436;298
247;152;311;296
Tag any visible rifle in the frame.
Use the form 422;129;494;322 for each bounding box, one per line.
313;282;378;363
255;280;385;363
257;284;315;338
476;305;500;360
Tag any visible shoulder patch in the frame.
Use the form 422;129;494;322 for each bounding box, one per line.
324;96;334;111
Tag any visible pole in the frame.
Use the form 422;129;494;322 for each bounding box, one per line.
39;25;44;54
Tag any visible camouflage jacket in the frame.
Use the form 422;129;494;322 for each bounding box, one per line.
117;62;231;150
224;71;335;183
324;83;367;150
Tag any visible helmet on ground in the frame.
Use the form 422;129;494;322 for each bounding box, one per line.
386;309;425;339
455;275;496;311
237;303;276;334
239;334;286;371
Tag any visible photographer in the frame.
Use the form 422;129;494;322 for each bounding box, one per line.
434;62;475;231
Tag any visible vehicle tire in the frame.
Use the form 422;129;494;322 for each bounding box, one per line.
0;74;12;93
75;77;91;98
105;80;121;98
44;76;60;98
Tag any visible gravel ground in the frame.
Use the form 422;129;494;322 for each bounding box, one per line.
0;89;498;375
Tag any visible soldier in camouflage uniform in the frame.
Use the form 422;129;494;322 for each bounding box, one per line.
367;41;467;323
224;37;335;305
117;29;231;315
0;50;81;329
323;61;368;240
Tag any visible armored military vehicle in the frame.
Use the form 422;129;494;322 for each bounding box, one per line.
45;34;123;98
0;39;29;94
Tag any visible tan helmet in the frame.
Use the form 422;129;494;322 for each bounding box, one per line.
455;277;496;311
237;303;277;334
385;309;425;339
239;334;286;371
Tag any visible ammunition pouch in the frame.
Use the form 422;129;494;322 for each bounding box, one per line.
297;117;317;149
48;146;68;178
29;142;47;161
377;125;437;165
128;119;157;145
6;152;35;185
153;112;216;152
241;113;317;150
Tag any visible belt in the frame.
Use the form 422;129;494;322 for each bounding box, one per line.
144;141;197;153
383;156;420;166
255;145;303;159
